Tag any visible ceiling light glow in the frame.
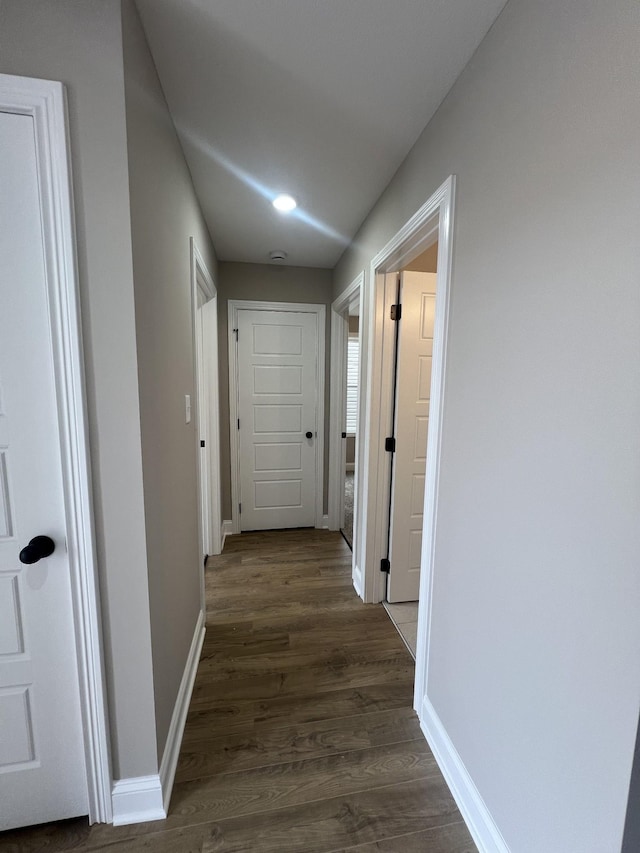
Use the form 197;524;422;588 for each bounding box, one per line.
273;194;297;213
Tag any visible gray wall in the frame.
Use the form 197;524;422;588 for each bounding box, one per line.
217;262;332;521
121;0;217;762
0;0;158;779
334;0;640;850
622;715;640;852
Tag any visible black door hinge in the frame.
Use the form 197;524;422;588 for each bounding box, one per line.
237;418;240;429
200;440;206;448
239;503;242;514
380;558;391;574
390;303;402;321
385;436;396;453
342;431;347;439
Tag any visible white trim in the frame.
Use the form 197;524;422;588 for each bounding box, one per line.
355;177;494;853
329;274;365;599
221;519;233;550
191;239;214;559
111;775;165;826
315;308;326;530
420;697;510;853
191;240;216;301
191;238;222;624
159;609;205;813
352;562;363;598
361;271;397;603
227;300;326;532
328;271;364;532
0;74;112;822
328;301;347;531
321;514;329;529
205;297;222;556
413;177;456;712
359;176;455;616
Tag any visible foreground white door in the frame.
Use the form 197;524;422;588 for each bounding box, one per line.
387;271;437;602
0;111;87;829
236;309;319;530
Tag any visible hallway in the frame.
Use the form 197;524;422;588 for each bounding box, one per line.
1;530;473;852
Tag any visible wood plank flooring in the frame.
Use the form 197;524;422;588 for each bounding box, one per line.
0;529;475;853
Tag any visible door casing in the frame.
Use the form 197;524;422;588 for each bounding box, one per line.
227;300;326;534
328;272;364;585
191;239;221;567
345;176;455;714
0;74;112;823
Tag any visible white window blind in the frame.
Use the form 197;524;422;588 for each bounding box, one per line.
346;336;359;433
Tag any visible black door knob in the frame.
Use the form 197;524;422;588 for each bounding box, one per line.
19;535;55;565
305;431;313;439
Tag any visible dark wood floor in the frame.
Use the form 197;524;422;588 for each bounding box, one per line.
1;529;475;852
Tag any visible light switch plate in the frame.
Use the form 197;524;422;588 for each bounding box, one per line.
185;394;191;424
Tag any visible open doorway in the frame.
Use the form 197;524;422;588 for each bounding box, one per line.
354;175;454;716
191;237;222;608
383;242;438;656
342;303;360;548
329;272;364;580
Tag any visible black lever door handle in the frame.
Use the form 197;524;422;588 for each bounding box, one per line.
19;536;55;565
305;431;313;439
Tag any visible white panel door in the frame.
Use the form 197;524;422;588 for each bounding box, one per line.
237;309;318;530
387;272;437;603
0;111;87;829
195;301;212;558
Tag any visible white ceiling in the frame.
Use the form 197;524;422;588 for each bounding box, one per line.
135;0;507;269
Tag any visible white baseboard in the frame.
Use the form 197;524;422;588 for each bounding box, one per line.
419;696;510;853
221;519;233;550
111;775;165;826
321;514;329;529
352;562;363;598
159;609;206;813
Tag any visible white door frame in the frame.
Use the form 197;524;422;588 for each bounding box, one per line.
355;176;455;710
189;237;222;555
328;272;363;529
328;272;364;582
0;75;112;822
191;239;221;610
228;300;326;534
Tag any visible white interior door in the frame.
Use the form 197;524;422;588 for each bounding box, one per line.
203;296;222;555
0;111;87;829
195;299;213;558
387;271;437;603
237;309;319;530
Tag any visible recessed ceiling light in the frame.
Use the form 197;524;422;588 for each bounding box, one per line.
273;194;297;213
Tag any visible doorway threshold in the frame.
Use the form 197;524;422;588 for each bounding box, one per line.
383;601;418;659
339;529;353;551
